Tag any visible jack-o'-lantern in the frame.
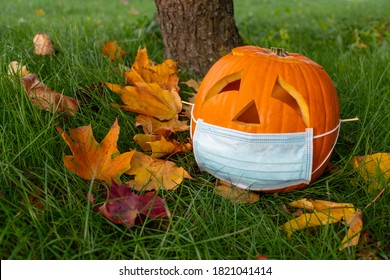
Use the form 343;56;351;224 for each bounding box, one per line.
191;46;340;192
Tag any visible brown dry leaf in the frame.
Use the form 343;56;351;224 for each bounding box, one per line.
56;118;135;183
352;153;390;193
281;198;362;250
135;114;189;137
340;209;363;250
124;48;179;94
215;179;260;204
106;82;181;121
21;73;79;115
33;32;55;55
126;151;191;191
100;40;126;62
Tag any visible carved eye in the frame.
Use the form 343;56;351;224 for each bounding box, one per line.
202;71;242;105
272;75;310;127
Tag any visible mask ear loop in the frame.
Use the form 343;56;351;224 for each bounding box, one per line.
311;117;359;175
182;101;196;139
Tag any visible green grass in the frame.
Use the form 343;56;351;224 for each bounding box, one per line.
1;0;389;260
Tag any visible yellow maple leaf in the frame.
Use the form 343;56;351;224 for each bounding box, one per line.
289;198;355;211
126;151;191;191
281;198;362;250
133;134;160;151
147;136;176;158
124;48;179;94
106;82;182;121
135;114;189;138
56;119;135;182
352;153;390;193
134;134;192;158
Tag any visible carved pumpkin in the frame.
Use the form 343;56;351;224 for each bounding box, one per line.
191;46;340;191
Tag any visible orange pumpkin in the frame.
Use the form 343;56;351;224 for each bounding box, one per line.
191;46;340;191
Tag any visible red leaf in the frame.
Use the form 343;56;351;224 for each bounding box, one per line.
99;181;170;227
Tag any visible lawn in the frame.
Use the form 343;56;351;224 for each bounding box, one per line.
0;0;389;260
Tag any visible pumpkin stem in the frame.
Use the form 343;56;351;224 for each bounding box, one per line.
270;47;289;57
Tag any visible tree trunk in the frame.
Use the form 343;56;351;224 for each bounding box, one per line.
154;0;243;76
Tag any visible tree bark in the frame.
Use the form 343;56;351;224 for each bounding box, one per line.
154;0;243;76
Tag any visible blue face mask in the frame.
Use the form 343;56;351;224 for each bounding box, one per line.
192;118;340;191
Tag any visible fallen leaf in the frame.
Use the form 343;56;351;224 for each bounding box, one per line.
100;40;126;62
33;32;55;55
134;133;192;158
352;153;390;193
147;136;177;158
107;82;182;120
281;198;362;250
126;151;191;191
255;254;268;260
35;9;45;16
8;61;30;77
56;118;135;182
288;198;354;211
215;179;260;204
99;181;170;227
22;73;79;115
339;208;363;250
124;48;179;95
135;114;189;137
133;134;160;151
282;208;351;237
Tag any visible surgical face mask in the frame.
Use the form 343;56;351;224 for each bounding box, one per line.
192;118;340;191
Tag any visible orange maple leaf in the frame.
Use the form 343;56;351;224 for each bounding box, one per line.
56;118;134;182
126;151;191;191
106;82;182;120
124;47;179;94
100;40;126;62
